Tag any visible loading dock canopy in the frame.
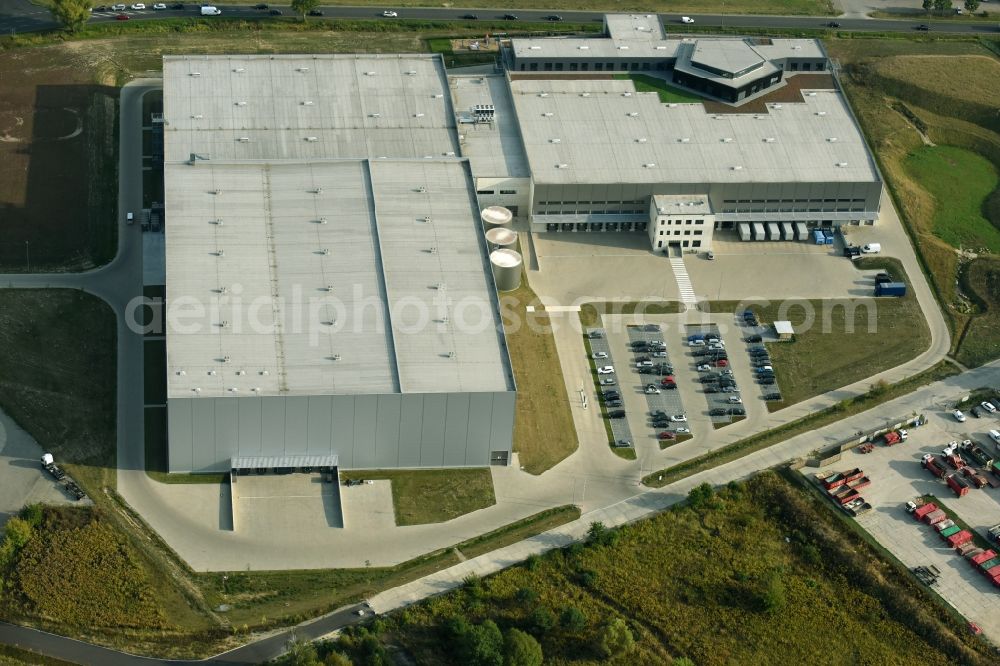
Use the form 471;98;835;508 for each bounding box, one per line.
231;455;339;471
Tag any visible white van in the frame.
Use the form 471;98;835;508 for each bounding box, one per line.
862;243;881;254
201;5;221;15
990;430;1000;445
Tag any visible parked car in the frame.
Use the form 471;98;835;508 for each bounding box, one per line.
675;427;691;434
636;360;654;368
763;392;782;401
544;14;563;21
602;390;620;399
915;23;930;30
826;21;841;27
152;2;167;8
709;408;727;416
652;351;667;358
130;3;146;9
502;13;519;19
607;410;626;419
643;324;660;332
697;364;712;372
658;431;675;440
587;330;604;339
650;410;668;418
592;351;608;359
843;245;861;257
744;335;762;343
254;3;268;7
729;407;746;416
269;8;282;14
308;8;323;15
953;409;967;422
704;386;720;394
982;401;997;414
599;378;615;386
689;339;706;347
115;13;129;19
597;365;615;374
722;385;739;392
728;396;743;404
670;414;687;422
758;378;776;385
970;406;981;418
644;385;661;394
606;400;623;408
612;439;632;448
111;3;127;8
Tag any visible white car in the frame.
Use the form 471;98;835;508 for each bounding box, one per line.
990;430;1000;445
696;364;711;372
111;3;126;8
652;351;667;358
670;414;687;422
130;3;146;9
675;427;691;434
681;16;695;23
644;385;660;395
981;401;997;414
596;365;615;375
688;339;706;347
382;10;398;17
592;351;608;360
953;409;966;423
153;2;166;8
728;396;743;404
599;377;615;386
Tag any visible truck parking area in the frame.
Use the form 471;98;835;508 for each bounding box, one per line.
800;407;1000;639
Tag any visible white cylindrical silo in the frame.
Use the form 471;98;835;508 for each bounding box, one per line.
481;206;513;229
490;249;522;292
485;227;518;250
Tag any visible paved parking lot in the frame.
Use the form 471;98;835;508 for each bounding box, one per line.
683;323;741;426
800;407;1000;639
627;325;689;443
586;328;633;449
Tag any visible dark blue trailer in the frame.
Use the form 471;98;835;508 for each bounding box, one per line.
875;282;907;297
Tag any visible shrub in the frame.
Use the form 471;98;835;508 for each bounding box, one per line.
596;618;634;658
2;517;33;551
515;587;538;604
322;652;351;666
18;504;43;528
586;521;619;547
524;554;541;570
504;628;543;666
459;619;504;666
687;483;715;509
559;606;587;632
528;606;555;635
673;658;697;666
576;569;597;588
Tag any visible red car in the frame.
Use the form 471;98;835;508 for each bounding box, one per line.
658;431;676;440
714;359;728;367
116;13;130;19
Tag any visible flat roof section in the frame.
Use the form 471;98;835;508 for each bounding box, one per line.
653;194;713;216
449;74;529;179
510;78;880;186
162;54;459;163
604;14;667;41
165;160;398;399
689;40;766;78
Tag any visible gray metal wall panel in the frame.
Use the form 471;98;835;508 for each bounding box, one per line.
237;398;262;457
466;393;494;466
260;397;286;456
374;395;402;467
284;396;309;455
331;396;355;467
191;398;217;472
443;393;471;466
397;394;424;467
167;399;194;472
214;398;239;467
307;396;333;454
490;391;517;455
353;396;378;468
420;394;447;465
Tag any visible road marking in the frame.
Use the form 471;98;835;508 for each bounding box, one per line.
669;258;697;306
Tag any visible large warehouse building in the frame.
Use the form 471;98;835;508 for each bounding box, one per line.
162;55;516;474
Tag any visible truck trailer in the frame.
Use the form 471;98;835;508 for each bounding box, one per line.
875;281;907;297
913;502;939;520
739;223;751;241
922;454;947;478
962;440;994;467
947;473;970;497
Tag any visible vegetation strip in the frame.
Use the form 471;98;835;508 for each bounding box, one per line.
643;361;959;487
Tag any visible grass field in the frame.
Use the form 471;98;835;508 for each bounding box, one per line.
0;644;80;666
644;361;959;488
502;281;578;474
341;469;496;526
353;472;992;665
614;73;704;103
828;37;1000;367
958;257;1000;366
904;146;1000;253
705;259;930;410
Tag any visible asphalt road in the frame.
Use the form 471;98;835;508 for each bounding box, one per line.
1;0;998;35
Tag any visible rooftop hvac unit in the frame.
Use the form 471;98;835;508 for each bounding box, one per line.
656;45;668;50
643;163;656;168
636;137;647;143
316;217;328;224
211;189;221;194
233;68;245;73
236;369;246;376
406;70;417;75
251;387;260;393
323;284;334;292
827;137;838;142
190;72;201;77
310;188;323;194
365;71;376;76
208;370;217;376
417;186;427;193
218;286;228;294
414;113;425;118
235;101;247;106
440;316;449;324
223;355;231;363
542;112;554;117
228;387;239;393
421;216;432;222
192;387;201;393
473;104;494;123
330;354;342;361
428;247;438;254
260;369;269;376
305;137;318;142
679;138;690;143
578;45;589;50
176;370;186;376
763;137;776;143
322;320;335;326
772;104;783;109
836;162;849;167
191;114;203;119
668;103;677;108
722;137;733;143
211;218;223;225
806;92;817;97
447;351;456;358
238;137;250;142
580;93;590;97
556;163;569;169
436;282;446;290
529;46;541;50
815;111;827;116
297;66;309;72
627;112;639;117
319;248;330;255
215;249;225;256
369;113;381;118
618;45;630;50
302;100;314;105
549;138;561;144
538;93;549;98
622;92;632;97
732;165;743;170
433;94;444;99
220;320;229;328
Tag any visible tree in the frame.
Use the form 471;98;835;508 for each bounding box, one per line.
291;0;321;20
528;606;555;635
504;628;543;666
922;0;934;11
281;636;320;666
2;517;34;551
673;659;697;666
322;653;351;666
586;521;619;547
964;0;980;11
596;618;634;658
758;573;787;613
687;482;715;509
933;0;952;12
51;0;92;33
459;620;504;666
559;606;587;633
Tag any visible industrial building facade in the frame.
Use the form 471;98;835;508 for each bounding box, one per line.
162;55;516;474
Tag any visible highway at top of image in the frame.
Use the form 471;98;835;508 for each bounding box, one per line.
0;0;997;35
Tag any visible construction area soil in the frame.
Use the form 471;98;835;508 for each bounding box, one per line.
0;47;117;272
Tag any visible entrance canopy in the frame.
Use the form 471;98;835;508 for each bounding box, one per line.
231;455;339;471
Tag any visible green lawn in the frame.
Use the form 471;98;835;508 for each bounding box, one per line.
503;281;578;474
958;257;1000;366
341;469;496;525
615;73;705;103
331;472;992;666
579;301;683;328
904;145;1000;253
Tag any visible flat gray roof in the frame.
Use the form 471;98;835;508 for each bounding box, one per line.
690;40;764;76
604;14;667;41
510;35;825;63
162;54;459;162
163;55;513;399
653;194;713;215
449;74;529;179
509;78;880;186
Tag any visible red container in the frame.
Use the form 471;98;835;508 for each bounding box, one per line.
971;550;997;565
947;530;973;548
913;503;938;520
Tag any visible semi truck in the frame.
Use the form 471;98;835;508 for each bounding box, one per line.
946;473;970;497
922;454;947;478
875;281;907;297
41;453;65;481
962;440;994;468
883;430;908;446
962;466;988;489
